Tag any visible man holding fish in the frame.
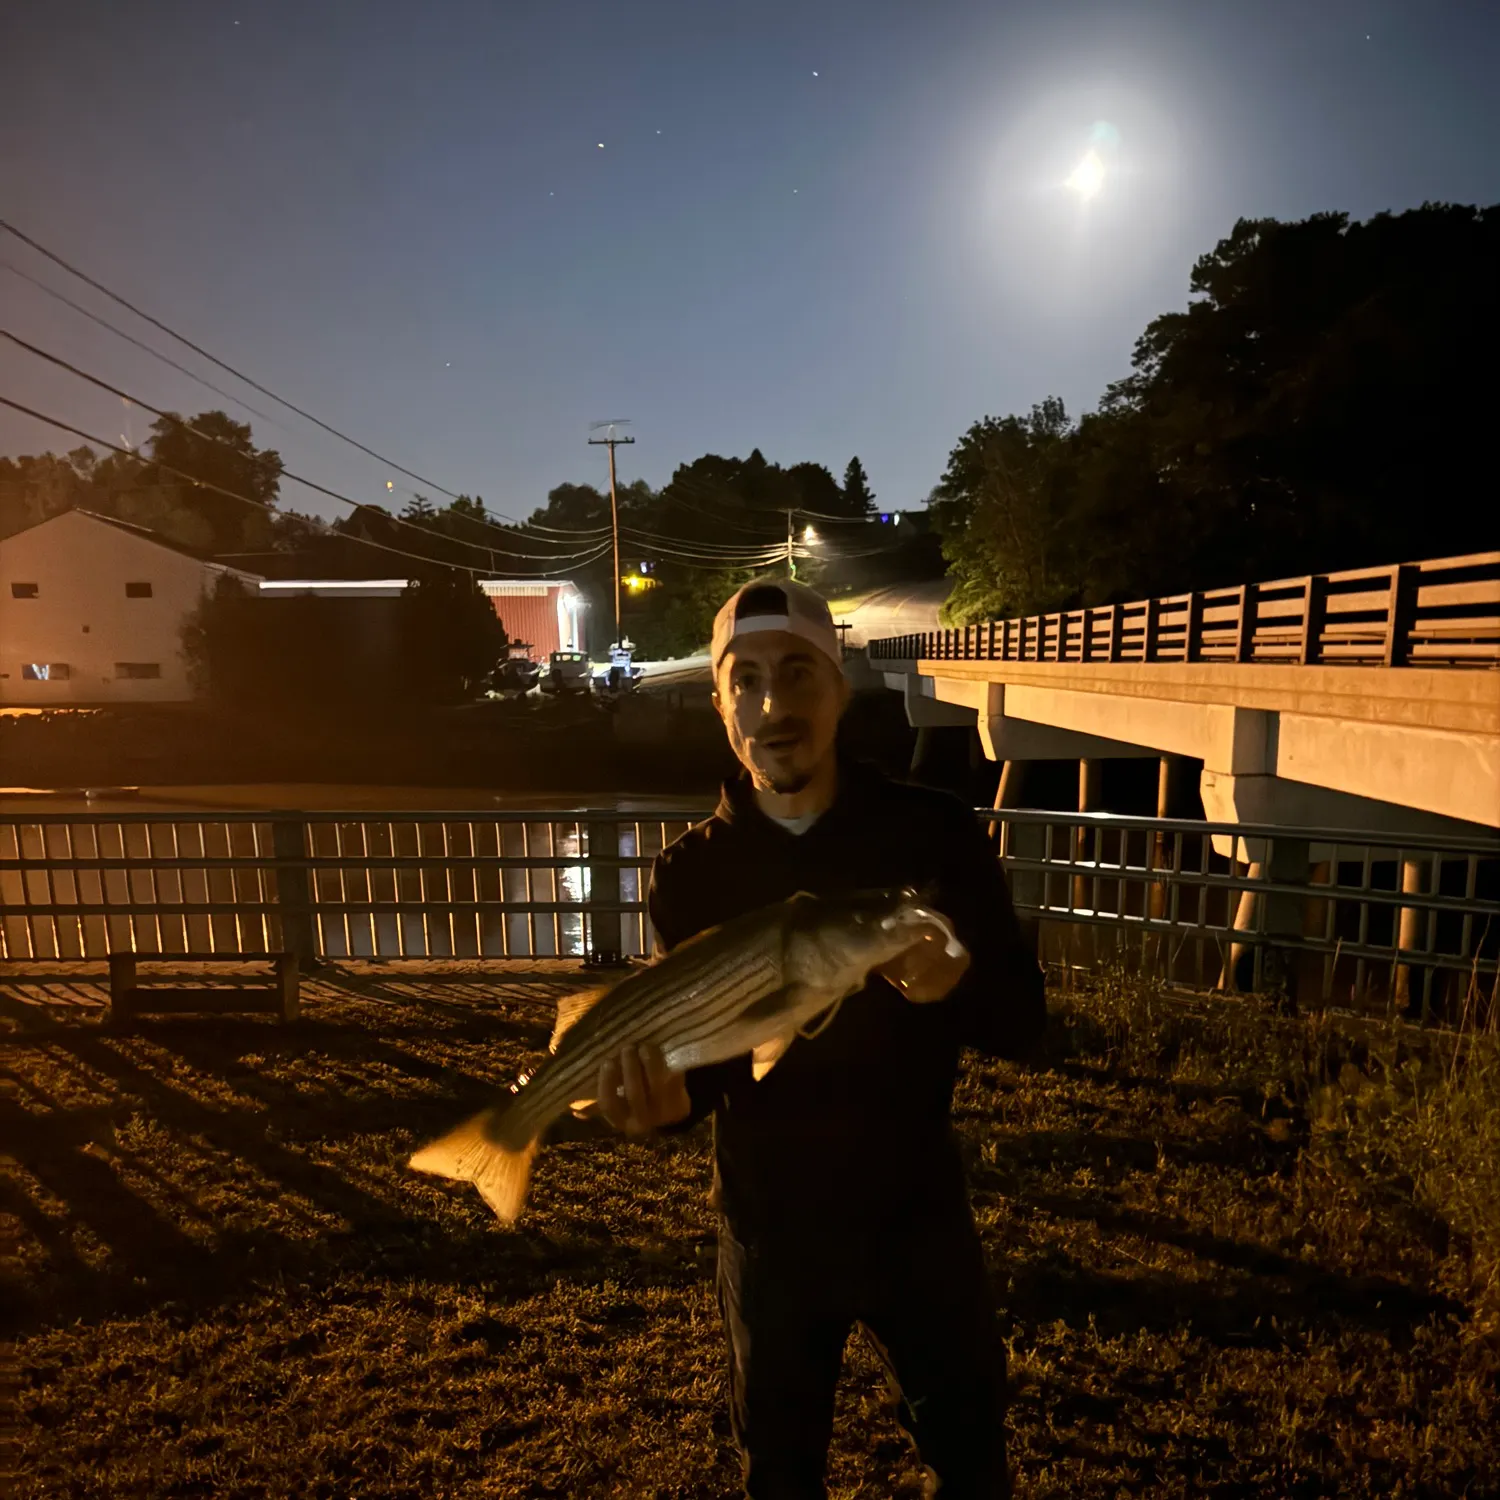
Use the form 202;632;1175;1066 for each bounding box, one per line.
412;579;1045;1498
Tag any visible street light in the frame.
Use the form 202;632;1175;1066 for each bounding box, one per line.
803;525;819;543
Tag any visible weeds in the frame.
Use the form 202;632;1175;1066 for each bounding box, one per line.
4;960;1497;1497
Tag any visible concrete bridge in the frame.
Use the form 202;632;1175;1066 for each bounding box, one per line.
867;552;1500;845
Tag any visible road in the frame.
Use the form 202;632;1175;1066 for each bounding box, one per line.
632;580;953;692
826;578;951;646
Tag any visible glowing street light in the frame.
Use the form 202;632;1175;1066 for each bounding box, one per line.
802;525;819;543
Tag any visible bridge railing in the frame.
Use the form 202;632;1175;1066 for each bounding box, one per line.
867;551;1500;668
4;807;1496;1020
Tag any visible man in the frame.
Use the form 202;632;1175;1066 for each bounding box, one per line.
596;579;1046;1499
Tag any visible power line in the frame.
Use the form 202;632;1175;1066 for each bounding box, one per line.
1;225;888;548
0;330;611;566
0;217;515;517
0;256;292;439
619;538;790;566
0;392;612;580
618;525;791;556
1;253;620;544
0;303;784;568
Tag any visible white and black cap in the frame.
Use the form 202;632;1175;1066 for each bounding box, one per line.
711;578;842;672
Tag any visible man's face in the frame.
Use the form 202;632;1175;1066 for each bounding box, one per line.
714;630;849;794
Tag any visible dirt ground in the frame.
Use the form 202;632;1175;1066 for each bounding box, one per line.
3;962;1496;1498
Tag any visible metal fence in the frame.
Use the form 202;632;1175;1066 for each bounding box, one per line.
867;550;1500;669
988;809;1499;1016
3;807;1496;1017
0;810;697;965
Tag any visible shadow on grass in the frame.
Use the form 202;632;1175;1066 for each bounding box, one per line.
1002;1184;1465;1348
0;1017;660;1339
976;1125;1301;1188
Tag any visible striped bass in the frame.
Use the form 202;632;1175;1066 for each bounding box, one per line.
408;887;964;1222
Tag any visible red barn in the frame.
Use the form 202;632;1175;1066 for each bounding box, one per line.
479;579;587;659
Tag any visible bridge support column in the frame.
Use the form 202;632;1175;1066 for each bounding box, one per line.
1395;857;1434;1017
1074;759;1104;912
987;758;1028;844
1149;756;1187;921
1222;835;1312;995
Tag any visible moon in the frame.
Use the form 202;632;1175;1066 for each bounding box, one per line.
1065;149;1105;200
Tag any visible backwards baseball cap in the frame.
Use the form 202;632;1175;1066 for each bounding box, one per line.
711;578;842;672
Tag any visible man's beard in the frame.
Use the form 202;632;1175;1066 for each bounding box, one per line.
764;770;813;795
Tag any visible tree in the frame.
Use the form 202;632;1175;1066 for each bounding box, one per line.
0;449;102;538
144;410;283;553
933;203;1500;620
931;398;1083;622
842;456;876;517
398;573;508;703
1111;203;1500;583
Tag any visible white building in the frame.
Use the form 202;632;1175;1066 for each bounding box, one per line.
0;509;260;705
255;577;586;656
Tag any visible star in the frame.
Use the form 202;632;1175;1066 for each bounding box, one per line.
812;70;819;77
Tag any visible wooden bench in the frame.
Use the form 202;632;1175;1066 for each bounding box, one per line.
107;953;300;1025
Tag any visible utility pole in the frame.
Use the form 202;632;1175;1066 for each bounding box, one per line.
587;422;635;649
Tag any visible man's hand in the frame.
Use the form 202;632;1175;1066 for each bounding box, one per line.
877;920;972;1003
597;1043;692;1136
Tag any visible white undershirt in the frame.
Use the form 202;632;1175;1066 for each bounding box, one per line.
769;811;823;837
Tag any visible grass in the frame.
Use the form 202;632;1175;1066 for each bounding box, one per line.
3;961;1498;1498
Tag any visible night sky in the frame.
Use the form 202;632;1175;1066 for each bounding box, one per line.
3;0;1497;526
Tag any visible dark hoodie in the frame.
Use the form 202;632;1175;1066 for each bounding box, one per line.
647;759;1046;1235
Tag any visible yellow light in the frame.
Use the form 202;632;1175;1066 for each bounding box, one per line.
802;525;818;543
1065;150;1105;200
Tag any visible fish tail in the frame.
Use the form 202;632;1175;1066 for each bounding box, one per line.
408;1108;540;1224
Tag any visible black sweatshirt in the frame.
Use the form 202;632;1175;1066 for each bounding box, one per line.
647;759;1046;1235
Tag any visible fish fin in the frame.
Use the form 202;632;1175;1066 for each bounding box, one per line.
738;985;805;1023
750;1032;795;1081
408;1109;539;1224
550;986;608;1053
796;993;847;1042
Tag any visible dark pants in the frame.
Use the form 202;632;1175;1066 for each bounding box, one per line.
716;1207;1008;1499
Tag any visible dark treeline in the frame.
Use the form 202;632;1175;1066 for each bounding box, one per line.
5;202;1494;658
0;413;928;658
932;203;1500;623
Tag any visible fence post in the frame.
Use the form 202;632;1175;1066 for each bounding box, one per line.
1383;564;1416;667
271;815;317;967
585;819;624;966
1299;576;1328;665
1185;593;1204;661
1233;583;1259;663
